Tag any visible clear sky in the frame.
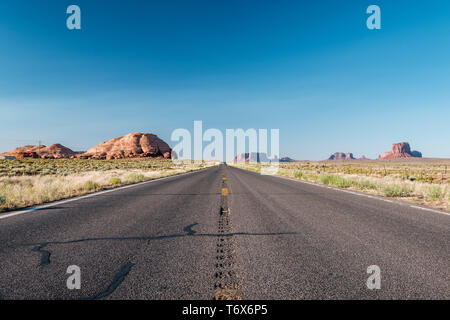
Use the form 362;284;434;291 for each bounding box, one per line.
1;0;449;160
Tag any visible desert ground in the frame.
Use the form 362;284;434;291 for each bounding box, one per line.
232;158;450;212
0;158;214;212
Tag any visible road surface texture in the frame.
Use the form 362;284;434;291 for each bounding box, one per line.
0;164;448;299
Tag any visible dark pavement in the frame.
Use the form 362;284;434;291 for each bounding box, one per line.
0;164;448;299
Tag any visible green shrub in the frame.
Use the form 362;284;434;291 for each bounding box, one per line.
380;184;413;197
293;171;305;179
39;186;60;203
318;174;332;185
425;185;444;201
0;195;6;206
318;174;352;188
355;180;378;190
416;176;435;183
109;177;122;185
127;173;145;183
85;180;100;191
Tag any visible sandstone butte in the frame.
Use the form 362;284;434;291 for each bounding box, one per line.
234;153;297;163
234;152;273;162
280;157;297;162
0;144;76;159
80;132;172;160
328;152;356;160
378;142;422;159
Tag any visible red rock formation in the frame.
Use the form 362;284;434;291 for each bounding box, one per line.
15;151;40;159
0;145;43;157
328;152;355;160
379;142;422;159
234;152;271;162
81;132;172;160
39;144;76;159
0;144;75;159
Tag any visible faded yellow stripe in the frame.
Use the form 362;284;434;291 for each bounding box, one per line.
221;188;229;196
215;287;242;300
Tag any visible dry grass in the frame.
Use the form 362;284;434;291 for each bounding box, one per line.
0;158;182;177
0;159;217;212
231;159;450;212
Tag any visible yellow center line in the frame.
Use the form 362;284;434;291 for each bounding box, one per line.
221;188;228;196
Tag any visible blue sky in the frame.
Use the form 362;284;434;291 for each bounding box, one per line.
0;0;449;159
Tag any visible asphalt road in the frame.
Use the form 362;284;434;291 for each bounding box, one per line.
0;164;448;299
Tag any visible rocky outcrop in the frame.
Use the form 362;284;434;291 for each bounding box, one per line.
0;145;42;158
328;152;356;160
280;157;297;162
379;142;422;159
14;151;40;159
410;150;422;158
81;133;172;160
234;152;272;162
0;144;76;159
39;144;77;159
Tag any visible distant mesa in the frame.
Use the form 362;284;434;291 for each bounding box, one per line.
1;138;424;162
234;152;282;162
328;152;356;160
235;152;270;162
0;144;76;159
378;142;422;159
327;153;371;161
80;132;172;160
280;157;297;162
410;150;423;158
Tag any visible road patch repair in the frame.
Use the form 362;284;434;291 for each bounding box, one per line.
214;164;242;300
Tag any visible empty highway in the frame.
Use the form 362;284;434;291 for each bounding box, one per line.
0;164;448;299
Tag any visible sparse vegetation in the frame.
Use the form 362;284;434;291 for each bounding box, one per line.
425;185;445;201
127;173;145;183
109;177;122;185
0;159;216;212
0;158;179;177
318;174;353;188
380;184;413;197
231;159;450;212
85;180;101;191
293;170;306;179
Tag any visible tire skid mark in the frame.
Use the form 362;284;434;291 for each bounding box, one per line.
183;223;198;236
81;262;135;300
31;243;51;266
214;164;242;300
